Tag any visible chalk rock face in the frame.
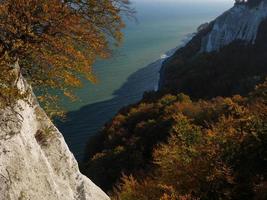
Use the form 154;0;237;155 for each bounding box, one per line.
0;69;109;200
201;0;267;52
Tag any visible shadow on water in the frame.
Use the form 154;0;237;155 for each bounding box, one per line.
56;58;164;161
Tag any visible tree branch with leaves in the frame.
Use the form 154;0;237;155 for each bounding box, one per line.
0;0;134;116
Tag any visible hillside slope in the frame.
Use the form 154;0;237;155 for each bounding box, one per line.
83;1;267;198
159;0;267;98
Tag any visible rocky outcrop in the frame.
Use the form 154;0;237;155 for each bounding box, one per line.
158;0;267;98
0;65;109;200
201;0;267;52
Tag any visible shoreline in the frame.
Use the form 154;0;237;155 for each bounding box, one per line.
158;33;196;90
57;33;196;161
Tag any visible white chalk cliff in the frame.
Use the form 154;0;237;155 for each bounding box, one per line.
201;0;267;52
0;65;109;200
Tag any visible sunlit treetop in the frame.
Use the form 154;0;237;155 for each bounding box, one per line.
0;0;133;115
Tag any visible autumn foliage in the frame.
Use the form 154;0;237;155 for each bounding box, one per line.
0;0;132;114
84;81;267;200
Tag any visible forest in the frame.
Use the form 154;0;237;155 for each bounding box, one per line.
83;79;267;199
0;0;266;199
82;1;267;198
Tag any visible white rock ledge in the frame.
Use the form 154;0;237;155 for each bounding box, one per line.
201;0;267;52
0;70;109;200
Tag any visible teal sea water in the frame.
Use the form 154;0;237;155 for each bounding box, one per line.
57;1;233;161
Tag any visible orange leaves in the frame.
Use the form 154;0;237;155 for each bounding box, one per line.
102;79;267;200
0;0;132;115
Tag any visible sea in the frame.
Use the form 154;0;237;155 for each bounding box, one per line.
57;0;233;161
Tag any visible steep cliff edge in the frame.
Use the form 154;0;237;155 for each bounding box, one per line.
159;0;267;98
0;66;109;200
201;0;267;52
81;2;267;197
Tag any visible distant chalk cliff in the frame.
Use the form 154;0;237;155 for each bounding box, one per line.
201;0;267;52
159;0;267;98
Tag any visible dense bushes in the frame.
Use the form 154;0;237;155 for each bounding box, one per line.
113;81;267;200
160;42;267;99
83;94;191;191
82;9;267;198
83;80;267;199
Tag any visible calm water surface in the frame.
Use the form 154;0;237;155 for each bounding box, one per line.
57;1;233;161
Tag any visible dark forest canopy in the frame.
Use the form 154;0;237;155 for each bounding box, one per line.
84;80;267;200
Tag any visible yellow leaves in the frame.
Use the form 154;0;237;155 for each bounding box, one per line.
42;3;49;13
0;0;132;115
206;129;216;138
93;76;267;200
63;90;77;102
91;152;107;161
12;39;24;49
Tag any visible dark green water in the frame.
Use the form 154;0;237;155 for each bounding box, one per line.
57;1;233;161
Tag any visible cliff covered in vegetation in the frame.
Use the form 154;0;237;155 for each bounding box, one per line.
83;1;267;199
83;79;267;199
159;0;267;98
